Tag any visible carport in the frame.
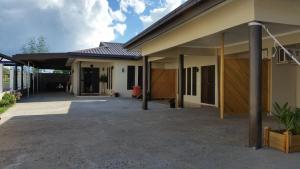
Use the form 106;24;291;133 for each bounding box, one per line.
0;53;27;93
13;53;71;94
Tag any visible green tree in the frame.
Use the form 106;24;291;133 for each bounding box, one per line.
21;36;48;54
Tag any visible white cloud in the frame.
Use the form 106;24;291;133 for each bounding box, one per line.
110;9;126;22
120;0;146;14
38;0;64;9
140;0;187;28
37;0;128;49
114;24;127;36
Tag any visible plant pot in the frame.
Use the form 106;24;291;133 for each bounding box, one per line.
169;98;176;108
264;127;300;153
114;92;120;97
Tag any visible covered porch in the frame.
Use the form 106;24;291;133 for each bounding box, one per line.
125;0;300;148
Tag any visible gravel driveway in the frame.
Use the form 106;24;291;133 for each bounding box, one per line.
0;93;299;169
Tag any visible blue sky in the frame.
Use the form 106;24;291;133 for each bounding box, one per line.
0;0;187;55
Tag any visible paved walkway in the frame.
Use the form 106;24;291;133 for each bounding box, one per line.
0;93;299;169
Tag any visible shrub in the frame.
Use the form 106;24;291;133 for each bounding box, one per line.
100;75;108;83
273;102;300;135
0;99;10;107
2;93;16;105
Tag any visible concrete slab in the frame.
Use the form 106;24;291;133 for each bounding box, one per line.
0;92;299;169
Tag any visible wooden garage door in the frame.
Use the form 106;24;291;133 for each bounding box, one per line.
151;69;176;99
224;57;270;115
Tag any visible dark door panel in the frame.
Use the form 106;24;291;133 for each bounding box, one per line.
81;68;99;94
201;65;215;105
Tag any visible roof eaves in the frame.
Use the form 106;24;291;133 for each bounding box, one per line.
69;52;142;60
123;0;225;49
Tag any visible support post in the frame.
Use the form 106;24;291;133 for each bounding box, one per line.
249;21;263;149
148;62;152;101
0;64;3;93
21;66;24;91
220;33;225;119
14;65;18;91
178;54;184;108
143;56;148;110
78;61;81;96
27;62;30;97
36;69;39;93
32;66;35;95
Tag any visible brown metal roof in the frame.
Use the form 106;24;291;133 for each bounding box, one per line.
123;0;225;50
12;42;142;69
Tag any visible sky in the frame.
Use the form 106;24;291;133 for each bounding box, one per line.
0;0;187;55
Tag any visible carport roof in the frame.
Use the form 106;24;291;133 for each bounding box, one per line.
0;53;24;65
12;42;142;70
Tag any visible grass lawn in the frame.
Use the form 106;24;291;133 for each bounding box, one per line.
0;105;13;114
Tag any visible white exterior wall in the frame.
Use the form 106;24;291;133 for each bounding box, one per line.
184;55;218;107
71;62;79;95
71;59;142;97
151;54;218;107
296;66;300;108
112;60;142;97
271;60;297;108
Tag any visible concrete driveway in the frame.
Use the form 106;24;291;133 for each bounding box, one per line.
0;93;299;169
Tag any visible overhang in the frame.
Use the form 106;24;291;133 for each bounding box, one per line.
0;53;25;66
123;0;226;50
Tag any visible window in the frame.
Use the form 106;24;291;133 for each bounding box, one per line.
138;66;143;88
192;67;197;96
187;67;191;95
127;66;135;90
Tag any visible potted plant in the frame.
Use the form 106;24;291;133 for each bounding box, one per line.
114;92;120;97
264;102;300;153
99;75;108;95
169;98;176;108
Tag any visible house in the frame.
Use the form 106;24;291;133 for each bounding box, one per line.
68;42;142;97
13;42;143;97
123;0;300;148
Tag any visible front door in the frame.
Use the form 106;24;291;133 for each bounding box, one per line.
81;68;99;94
201;65;215;105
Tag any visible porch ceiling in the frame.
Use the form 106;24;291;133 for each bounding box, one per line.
182;22;300;48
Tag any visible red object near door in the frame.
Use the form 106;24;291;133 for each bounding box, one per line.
132;86;142;97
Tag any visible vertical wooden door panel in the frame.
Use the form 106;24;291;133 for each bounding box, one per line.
224;56;270;114
151;69;176;99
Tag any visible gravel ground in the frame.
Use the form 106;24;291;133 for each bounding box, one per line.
0;92;299;169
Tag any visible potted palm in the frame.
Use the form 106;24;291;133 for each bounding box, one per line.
100;75;108;95
264;102;300;153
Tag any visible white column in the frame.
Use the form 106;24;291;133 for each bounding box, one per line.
0;64;3;93
9;67;14;92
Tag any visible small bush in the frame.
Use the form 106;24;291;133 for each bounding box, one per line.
2;93;16;105
0;99;10;107
0;93;16;114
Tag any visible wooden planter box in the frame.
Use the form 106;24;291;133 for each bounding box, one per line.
264;127;300;153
